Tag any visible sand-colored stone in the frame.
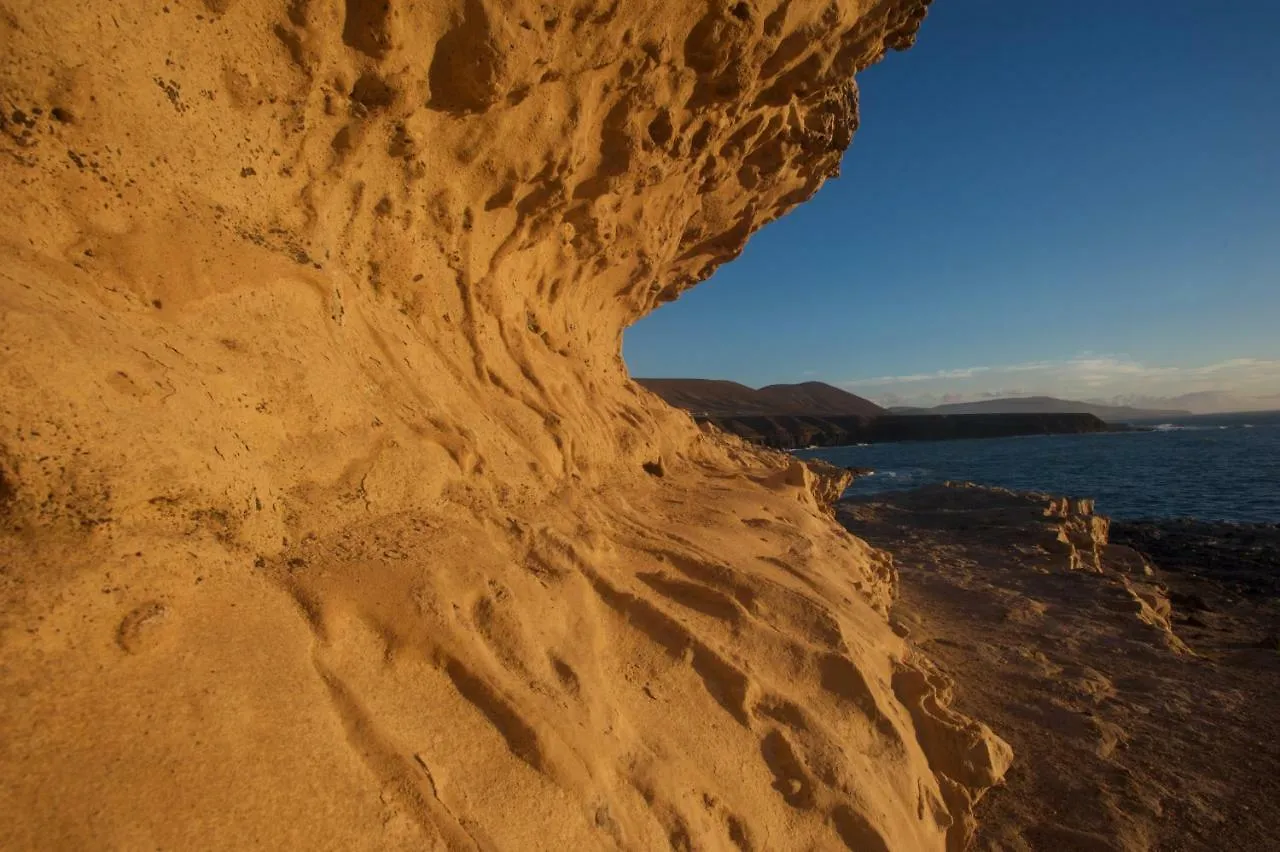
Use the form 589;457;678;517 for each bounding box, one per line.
1;1;1009;849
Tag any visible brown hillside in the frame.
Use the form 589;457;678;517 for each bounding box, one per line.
756;381;886;417
638;378;885;417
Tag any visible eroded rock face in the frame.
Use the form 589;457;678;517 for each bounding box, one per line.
0;2;1010;850
796;457;856;515
2;0;936;497
842;483;1193;655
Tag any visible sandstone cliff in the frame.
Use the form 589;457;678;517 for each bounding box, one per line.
1;1;1010;849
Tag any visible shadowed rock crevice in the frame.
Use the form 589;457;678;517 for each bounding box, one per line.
428;0;510;114
343;0;393;58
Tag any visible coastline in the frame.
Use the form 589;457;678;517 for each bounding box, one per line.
2;0;1272;848
805;413;1280;524
699;412;1115;450
839;483;1280;850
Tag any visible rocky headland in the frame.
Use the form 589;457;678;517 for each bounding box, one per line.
889;396;1193;422
638;379;1117;447
702;412;1113;449
636;378;888;418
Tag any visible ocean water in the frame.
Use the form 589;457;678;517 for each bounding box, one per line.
798;411;1280;523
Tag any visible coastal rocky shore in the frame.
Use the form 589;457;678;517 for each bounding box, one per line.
1111;518;1280;600
840;484;1280;851
6;0;1268;849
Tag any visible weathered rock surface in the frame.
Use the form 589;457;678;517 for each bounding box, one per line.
792;457;855;514
1111;518;1280;597
840;484;1280;851
1;1;1015;849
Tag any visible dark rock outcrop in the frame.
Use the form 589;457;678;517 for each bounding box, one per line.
1110;519;1280;597
703;412;1112;448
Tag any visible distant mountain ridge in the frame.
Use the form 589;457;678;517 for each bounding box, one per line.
1096;391;1280;416
888;395;1191;422
636;379;885;417
638;381;1115;447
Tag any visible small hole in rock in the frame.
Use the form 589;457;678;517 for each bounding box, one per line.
647;112;674;148
0;467;16;510
351;73;396;109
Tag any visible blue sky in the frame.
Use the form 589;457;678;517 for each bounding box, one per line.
624;1;1280;407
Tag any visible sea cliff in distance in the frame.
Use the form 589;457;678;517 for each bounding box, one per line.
634;378;887;418
701;412;1112;448
638;379;1116;448
889;396;1193;421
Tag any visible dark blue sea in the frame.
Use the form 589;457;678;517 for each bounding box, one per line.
798;411;1280;523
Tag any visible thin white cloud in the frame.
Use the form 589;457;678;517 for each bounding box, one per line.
840;355;1280;413
851;365;992;385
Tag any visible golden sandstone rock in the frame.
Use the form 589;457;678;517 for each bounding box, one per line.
1;1;1009;849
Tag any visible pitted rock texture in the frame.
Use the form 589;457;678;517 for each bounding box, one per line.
0;2;1011;850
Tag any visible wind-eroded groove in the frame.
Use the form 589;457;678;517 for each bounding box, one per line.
314;658;483;851
442;655;547;772
636;570;745;625
819;651;903;744
579;562;754;727
761;728;817;810
612;509;841;619
831;804;891;852
609;515;852;656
